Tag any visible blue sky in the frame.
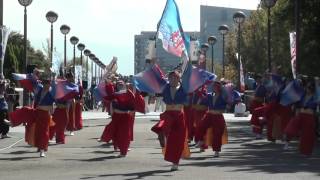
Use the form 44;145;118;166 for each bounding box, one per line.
3;0;260;75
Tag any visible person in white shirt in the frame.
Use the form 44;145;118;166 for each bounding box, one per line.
234;100;249;117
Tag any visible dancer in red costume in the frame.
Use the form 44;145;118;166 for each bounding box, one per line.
99;79;137;157
52;72;76;143
196;81;228;157
10;75;55;157
99;79;115;143
283;79;318;156
249;75;266;113
74;85;84;130
152;71;188;171
191;86;208;144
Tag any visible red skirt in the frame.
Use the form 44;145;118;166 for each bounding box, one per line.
249;98;264;113
192;107;208;142
66;103;76;131
9;107;36;127
196;113;226;152
100;119;115;143
52;107;68;144
34;109;51;151
112;112;132;155
160;110;186;164
75;102;83;130
284;112;316;155
183;106;193;140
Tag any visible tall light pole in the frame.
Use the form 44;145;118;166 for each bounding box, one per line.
60;24;70;75
84;49;91;83
77;43;85;66
218;25;229;77
89;53;95;86
45;11;58;66
70;36;79;74
200;43;209;70
207;36;217;73
262;0;276;72
18;0;32;106
233;11;246;91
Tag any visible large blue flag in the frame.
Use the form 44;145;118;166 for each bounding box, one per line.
157;0;189;59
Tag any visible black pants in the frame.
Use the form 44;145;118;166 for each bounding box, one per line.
0;109;9;136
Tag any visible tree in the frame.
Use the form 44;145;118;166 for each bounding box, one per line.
4;32;49;80
226;0;320;77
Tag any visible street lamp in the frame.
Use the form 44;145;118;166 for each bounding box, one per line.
200;43;209;70
84;49;91;81
18;0;32;106
46;11;58;65
89;53;95;86
207;36;217;73
77;43;85;66
70;36;79;74
94;57;99;85
233;11;246;90
262;0;276;72
218;24;229;77
60;24;70;74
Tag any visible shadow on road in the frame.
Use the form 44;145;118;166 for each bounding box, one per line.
180;121;320;176
0;156;39;161
80;170;173;180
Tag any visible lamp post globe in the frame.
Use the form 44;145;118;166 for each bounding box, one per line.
201;43;209;70
46;11;58;67
218;24;229;77
233;11;246;24
70;36;79;74
60;24;70;74
60;24;70;35
18;0;32;6
207;36;217;73
77;43;85;65
262;0;276;8
233;11;246;91
84;49;91;81
46;11;58;23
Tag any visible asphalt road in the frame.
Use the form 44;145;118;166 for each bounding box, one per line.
0;112;319;180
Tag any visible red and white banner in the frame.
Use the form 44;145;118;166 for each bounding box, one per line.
289;32;297;79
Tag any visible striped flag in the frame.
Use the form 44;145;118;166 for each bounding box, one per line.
181;63;216;93
51;79;79;101
12;73;39;92
93;81;108;102
133;64;167;94
280;80;304;106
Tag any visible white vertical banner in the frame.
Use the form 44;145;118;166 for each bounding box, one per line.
289;32;297;79
0;26;11;60
239;55;245;92
88;71;92;89
145;40;156;59
189;39;199;62
75;65;82;85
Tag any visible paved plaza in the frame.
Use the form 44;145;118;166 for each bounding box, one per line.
0;111;319;180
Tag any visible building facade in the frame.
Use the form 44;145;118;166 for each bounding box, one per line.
200;5;252;66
